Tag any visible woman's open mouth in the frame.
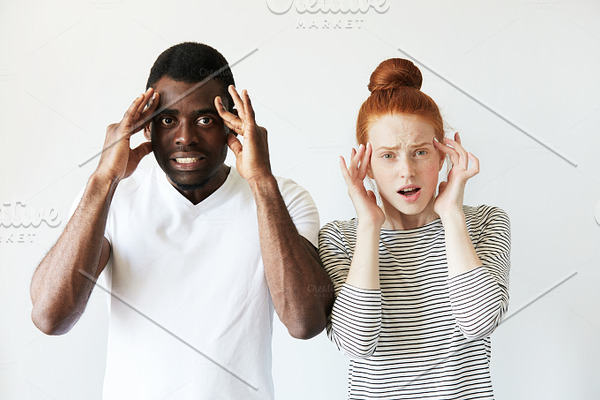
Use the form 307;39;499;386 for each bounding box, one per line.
397;186;421;202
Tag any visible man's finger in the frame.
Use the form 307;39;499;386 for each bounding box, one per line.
131;141;153;164
123;93;146;124
228;85;247;121
215;96;244;133
136;88;154;116
242;90;256;120
226;132;243;157
136;92;161;130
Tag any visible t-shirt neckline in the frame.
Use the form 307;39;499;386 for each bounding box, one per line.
154;165;238;215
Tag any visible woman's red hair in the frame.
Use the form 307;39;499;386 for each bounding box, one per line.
356;58;444;145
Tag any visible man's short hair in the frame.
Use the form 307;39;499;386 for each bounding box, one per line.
146;42;235;109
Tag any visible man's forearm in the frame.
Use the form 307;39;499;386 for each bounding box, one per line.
30;173;116;335
248;175;334;339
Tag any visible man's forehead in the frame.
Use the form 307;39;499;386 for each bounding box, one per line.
154;77;226;107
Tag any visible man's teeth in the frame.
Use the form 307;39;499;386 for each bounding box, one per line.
175;157;200;164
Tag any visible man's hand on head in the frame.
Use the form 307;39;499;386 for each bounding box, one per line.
94;88;160;184
215;85;272;185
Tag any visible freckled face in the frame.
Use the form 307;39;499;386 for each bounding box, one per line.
368;114;444;219
145;77;230;192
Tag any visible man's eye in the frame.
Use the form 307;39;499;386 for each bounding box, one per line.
197;117;213;126
160;117;174;126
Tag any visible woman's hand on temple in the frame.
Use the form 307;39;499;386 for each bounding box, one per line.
340;142;385;228
433;132;479;219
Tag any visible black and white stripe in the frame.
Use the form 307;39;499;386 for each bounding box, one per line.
319;205;510;400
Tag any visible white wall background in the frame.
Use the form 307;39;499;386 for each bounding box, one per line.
1;0;599;399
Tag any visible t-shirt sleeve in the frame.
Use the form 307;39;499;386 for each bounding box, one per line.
319;221;382;359
278;178;320;247
448;206;511;340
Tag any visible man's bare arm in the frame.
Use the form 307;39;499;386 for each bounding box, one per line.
250;176;334;339
30;177;115;335
30;88;159;335
216;87;334;339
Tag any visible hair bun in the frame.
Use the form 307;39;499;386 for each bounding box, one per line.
367;58;422;93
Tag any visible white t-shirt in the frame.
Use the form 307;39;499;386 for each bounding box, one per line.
75;164;319;400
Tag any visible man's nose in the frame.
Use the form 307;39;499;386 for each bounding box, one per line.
174;121;199;146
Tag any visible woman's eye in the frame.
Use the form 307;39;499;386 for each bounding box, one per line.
415;150;427;156
382;153;394;159
197;117;213;126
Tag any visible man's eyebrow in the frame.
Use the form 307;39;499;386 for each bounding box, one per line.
154;108;219;116
156;108;179;115
191;108;220;117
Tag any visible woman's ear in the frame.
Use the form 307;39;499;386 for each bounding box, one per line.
367;164;374;179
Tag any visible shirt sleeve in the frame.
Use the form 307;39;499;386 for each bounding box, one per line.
319;221;382;358
447;206;511;340
277;177;320;247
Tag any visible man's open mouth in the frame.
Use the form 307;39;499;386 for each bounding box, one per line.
173;157;204;164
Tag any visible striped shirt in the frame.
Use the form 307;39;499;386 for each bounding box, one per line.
319;205;510;399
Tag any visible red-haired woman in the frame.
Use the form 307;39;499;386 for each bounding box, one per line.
319;59;510;399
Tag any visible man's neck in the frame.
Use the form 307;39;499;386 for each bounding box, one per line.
169;165;231;205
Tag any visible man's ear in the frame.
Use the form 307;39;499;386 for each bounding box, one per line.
143;123;152;141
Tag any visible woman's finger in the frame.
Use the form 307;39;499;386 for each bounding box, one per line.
445;136;469;170
439;138;460;166
349;145;364;173
340;156;354;186
467;152;480;177
357;142;372;178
